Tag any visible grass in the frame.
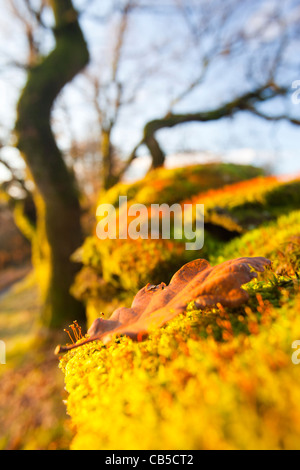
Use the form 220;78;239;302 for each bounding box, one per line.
0;273;72;450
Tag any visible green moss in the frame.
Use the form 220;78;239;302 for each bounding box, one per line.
212;210;300;274
203;179;300;232
100;163;263;208
60;281;300;450
74;165;265;305
61;201;300;449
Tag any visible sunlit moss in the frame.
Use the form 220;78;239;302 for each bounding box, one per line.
61;169;300;450
213;211;300;275
61;208;300;449
99;163;263;208
60;282;300;450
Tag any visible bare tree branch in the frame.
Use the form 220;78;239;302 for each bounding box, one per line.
123;83;289;171
8;0;41;65
247;107;300;126
0;156;29;196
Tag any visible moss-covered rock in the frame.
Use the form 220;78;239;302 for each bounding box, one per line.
60;281;300;450
61;196;300;449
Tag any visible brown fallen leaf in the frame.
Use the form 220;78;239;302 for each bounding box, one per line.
55;257;271;354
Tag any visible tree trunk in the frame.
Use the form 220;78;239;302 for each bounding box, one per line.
101;128;119;190
144;135;165;170
15;0;89;328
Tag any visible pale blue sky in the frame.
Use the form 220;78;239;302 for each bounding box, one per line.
0;0;300;182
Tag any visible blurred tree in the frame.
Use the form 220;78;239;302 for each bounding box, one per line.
93;1;132;190
59;0;159;191
121;0;300;171
0;141;36;239
15;0;89;328
126;84;294;170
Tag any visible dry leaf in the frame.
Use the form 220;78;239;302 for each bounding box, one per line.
56;257;271;354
